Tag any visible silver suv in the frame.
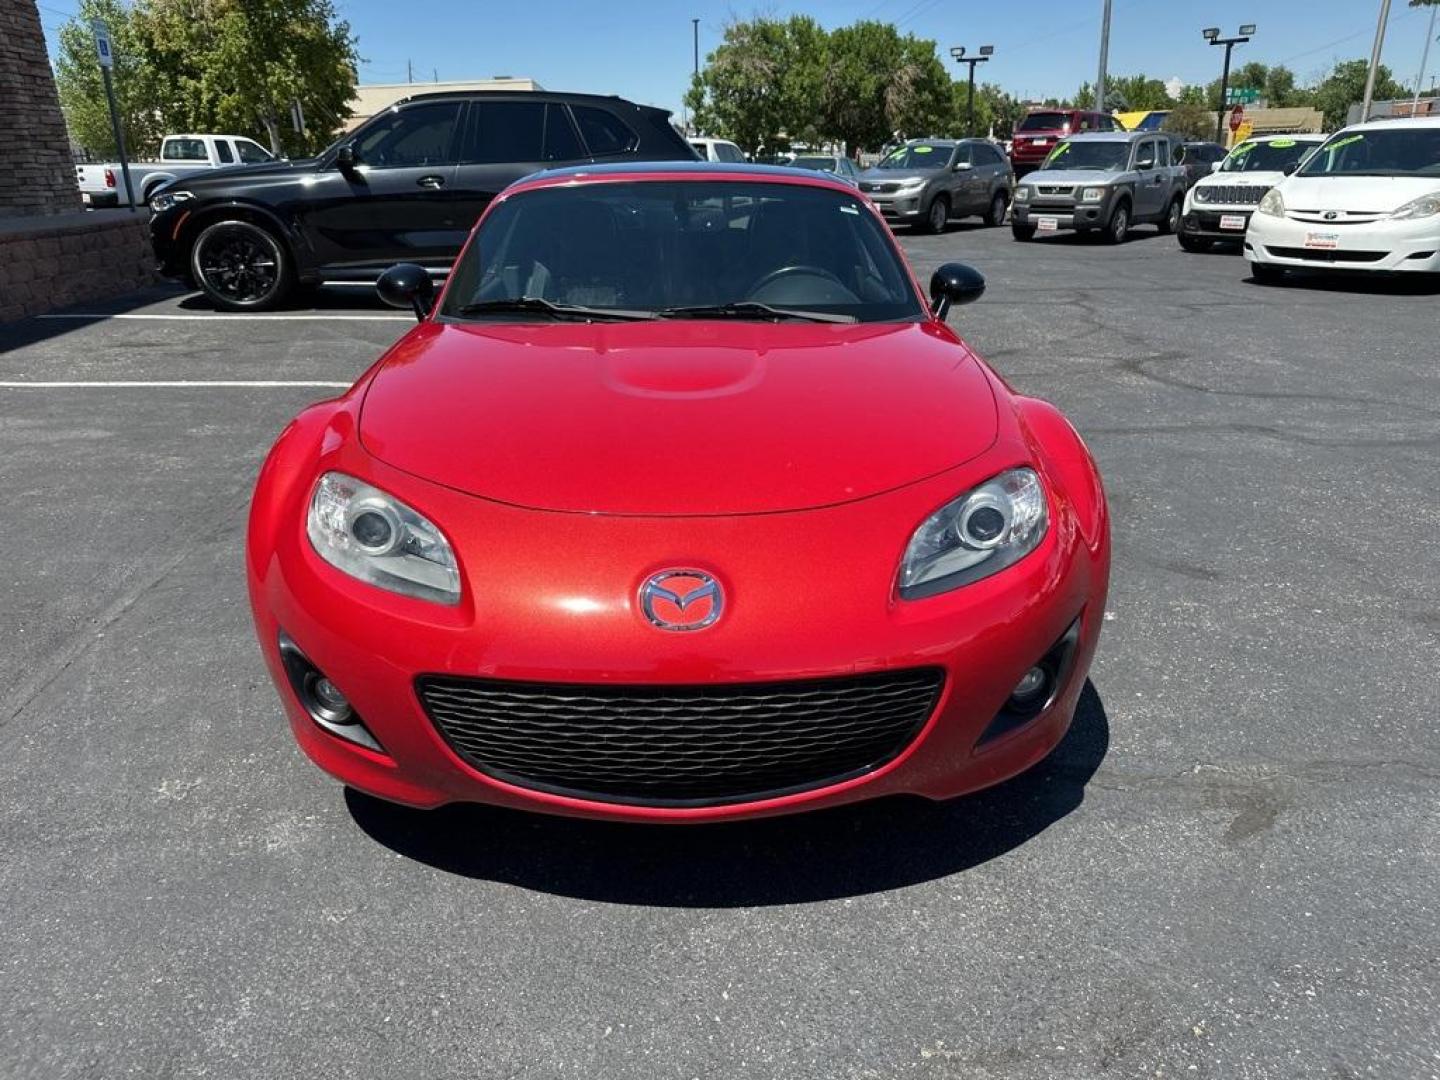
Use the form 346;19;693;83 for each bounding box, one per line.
1010;131;1188;243
859;139;1015;233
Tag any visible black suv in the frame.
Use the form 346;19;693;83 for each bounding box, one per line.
148;91;697;310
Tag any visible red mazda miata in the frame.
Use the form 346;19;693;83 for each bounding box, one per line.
246;162;1110;822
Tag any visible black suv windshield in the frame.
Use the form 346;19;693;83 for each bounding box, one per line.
1043;140;1130;171
1298;128;1440;177
874;144;949;169
1221;138;1319;173
440;181;923;323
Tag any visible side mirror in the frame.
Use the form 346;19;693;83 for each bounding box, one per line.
1136;157;1155;171
929;262;986;322
1210;161;1223;173
1282;161;1300;176
953;161;973;171
335;144;358;172
377;263;435;321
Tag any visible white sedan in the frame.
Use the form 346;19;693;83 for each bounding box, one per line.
1245;117;1440;281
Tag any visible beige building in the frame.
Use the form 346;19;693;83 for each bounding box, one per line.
342;77;543;131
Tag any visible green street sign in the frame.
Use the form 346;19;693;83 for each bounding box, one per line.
1225;87;1261;105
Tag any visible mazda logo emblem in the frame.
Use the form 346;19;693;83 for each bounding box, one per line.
639;570;723;631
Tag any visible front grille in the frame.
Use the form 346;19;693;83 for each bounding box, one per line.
1267;246;1388;263
1037;184;1074;196
417;668;946;806
862;182;901;194
1196;184;1269;205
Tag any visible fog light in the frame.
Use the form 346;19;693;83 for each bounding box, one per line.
1010;666;1048;706
310;675;352;720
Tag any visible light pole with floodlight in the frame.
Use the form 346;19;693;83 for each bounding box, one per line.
949;45;994;138
1203;24;1256;144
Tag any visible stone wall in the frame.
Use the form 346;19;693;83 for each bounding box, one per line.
0;212;155;321
0;0;84;218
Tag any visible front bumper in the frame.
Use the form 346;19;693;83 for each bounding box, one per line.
865;191;928;221
1012;195;1112;233
1181;208;1253;241
248;418;1110;823
1245;212;1440;272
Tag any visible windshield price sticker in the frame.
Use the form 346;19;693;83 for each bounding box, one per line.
1270;138;1296;149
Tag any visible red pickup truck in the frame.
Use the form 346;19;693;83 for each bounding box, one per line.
1008;108;1123;175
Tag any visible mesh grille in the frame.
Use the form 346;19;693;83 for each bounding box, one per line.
417;668;945;806
1197;185;1269;205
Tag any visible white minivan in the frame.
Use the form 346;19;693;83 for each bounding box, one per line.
1245;117;1440;281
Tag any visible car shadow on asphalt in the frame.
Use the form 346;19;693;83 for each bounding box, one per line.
1242;270;1440;296
175;285;404;313
345;680;1110;906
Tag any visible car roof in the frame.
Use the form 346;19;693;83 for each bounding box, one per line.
510;160;859;191
1067;130;1158;142
1340;115;1440;132
393;89;664;109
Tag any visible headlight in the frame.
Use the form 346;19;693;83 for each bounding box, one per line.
899;468;1048;599
1080;187;1105;202
1014;186;1031;202
149;190;194;213
1257;188;1285;218
1194;186;1212;203
1390;191;1440;220
307;472;460;604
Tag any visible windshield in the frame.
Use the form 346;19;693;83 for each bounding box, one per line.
792;156;839;172
1221;138;1320;173
440;181;923;324
874;144;949;169
1042;140;1129;171
1298;128;1440;177
1018;112;1069;133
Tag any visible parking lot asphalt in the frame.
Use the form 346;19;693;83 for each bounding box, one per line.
2;226;1437;1080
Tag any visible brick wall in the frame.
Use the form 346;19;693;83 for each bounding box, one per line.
0;214;155;321
0;0;84;218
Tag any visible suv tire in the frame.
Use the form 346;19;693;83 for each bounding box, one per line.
1104;200;1131;244
984;191;1008;227
1158;197;1183;235
190;219;294;311
920;194;949;234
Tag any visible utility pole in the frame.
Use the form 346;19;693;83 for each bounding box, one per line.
407;58;413;84
1096;0;1113;114
949;46;994;138
693;17;700;76
1203;24;1256;144
1414;1;1437;114
1362;0;1393;120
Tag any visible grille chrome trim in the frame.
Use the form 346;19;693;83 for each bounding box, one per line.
416;668;947;807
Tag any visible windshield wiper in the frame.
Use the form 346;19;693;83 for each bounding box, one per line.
658;301;858;324
456;297;656;322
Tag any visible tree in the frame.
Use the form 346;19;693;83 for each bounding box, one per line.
55;0;170;157
54;0;358;159
1162;103;1216;141
685;16;824;154
1109;74;1174;111
950;82;1024;139
1311;58;1406;128
822;21;950;150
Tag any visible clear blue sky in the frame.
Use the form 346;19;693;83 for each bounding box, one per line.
37;0;1438;116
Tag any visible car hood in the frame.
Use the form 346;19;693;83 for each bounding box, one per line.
1199;171;1285;188
860;169;941;183
1276;175;1440;213
359;320;999;516
1022;169;1123;185
180;158;318;188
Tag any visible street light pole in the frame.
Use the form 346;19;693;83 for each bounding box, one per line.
1096;0;1113;114
1203;25;1256;144
1362;0;1393;121
693;18;700;77
1414;1;1437;113
948;46;994;138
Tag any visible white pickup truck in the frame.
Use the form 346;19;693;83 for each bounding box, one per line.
75;133;275;208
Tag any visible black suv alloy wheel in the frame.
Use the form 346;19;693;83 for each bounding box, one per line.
190;220;293;311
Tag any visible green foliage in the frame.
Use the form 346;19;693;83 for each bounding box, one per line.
950;82;1024;139
686;16;951;153
55;0;358;159
1162;103;1216;141
1311;59;1406;128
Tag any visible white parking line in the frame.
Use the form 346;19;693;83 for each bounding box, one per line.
0;380;350;389
35;313;411;322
